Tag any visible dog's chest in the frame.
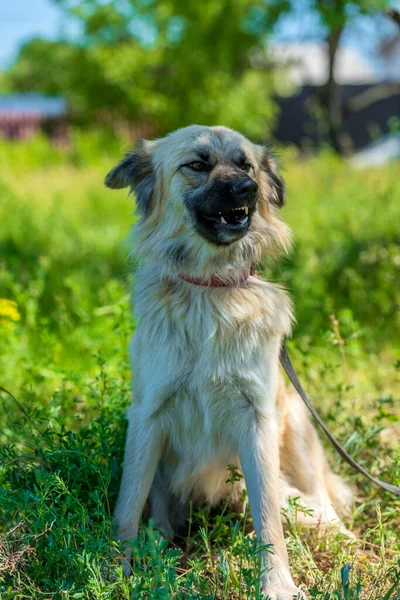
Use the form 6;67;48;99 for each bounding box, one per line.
132;277;292;418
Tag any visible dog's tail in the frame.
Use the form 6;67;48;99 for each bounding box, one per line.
325;470;354;516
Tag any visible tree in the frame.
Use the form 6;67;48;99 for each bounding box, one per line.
316;1;396;151
6;0;289;141
277;0;398;151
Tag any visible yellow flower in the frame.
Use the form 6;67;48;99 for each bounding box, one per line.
0;298;21;328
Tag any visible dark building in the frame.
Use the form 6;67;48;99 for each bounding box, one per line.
270;42;400;153
273;83;400;152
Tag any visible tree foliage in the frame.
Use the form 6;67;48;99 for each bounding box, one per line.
6;0;290;140
4;0;395;147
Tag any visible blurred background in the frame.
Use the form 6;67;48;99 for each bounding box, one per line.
0;3;400;598
0;0;400;157
0;0;399;413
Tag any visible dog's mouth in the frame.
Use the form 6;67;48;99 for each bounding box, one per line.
199;206;250;231
191;201;256;245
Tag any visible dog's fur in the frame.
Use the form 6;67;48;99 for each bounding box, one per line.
105;125;352;599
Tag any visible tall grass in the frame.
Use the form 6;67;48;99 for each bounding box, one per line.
0;133;399;599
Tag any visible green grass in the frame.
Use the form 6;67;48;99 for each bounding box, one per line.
0;133;399;599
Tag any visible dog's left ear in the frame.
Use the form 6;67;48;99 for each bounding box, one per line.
104;140;155;215
258;147;286;209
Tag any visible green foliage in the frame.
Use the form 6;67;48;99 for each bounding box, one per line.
3;0;394;151
268;149;400;345
5;0;288;139
0;135;399;598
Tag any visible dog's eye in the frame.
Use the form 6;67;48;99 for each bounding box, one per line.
241;163;253;172
188;161;206;171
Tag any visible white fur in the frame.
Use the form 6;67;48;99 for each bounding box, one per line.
109;126;351;599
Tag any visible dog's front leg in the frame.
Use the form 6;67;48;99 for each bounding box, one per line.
114;409;163;575
239;412;306;600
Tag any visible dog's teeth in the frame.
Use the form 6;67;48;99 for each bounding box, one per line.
221;216;227;224
244;206;248;215
241;216;248;224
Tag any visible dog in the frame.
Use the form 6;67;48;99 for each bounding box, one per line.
105;125;352;599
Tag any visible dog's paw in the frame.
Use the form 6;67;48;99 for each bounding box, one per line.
121;557;133;577
262;567;307;600
115;544;133;577
262;585;307;600
261;571;307;600
152;519;175;541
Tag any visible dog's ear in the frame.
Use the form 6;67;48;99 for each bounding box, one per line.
258;147;286;209
104;140;155;215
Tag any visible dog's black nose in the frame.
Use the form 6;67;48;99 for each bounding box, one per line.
232;179;258;201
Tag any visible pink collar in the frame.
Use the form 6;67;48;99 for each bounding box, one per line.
178;265;251;287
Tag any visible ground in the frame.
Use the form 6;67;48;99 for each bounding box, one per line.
0;132;399;599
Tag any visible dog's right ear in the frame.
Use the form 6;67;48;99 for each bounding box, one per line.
104;140;155;215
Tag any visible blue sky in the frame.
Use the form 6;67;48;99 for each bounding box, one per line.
0;0;80;68
1;0;399;70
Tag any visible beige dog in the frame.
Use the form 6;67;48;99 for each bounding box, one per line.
105;125;352;599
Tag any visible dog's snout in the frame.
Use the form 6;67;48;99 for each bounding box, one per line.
232;179;258;201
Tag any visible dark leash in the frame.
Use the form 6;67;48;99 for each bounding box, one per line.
280;341;400;497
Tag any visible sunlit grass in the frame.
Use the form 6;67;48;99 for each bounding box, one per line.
0;134;399;599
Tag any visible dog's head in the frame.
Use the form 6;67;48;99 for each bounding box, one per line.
105;126;289;275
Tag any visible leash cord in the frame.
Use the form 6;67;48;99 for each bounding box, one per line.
280;342;400;497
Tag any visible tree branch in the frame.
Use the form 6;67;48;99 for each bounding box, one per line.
387;10;400;27
344;84;400;113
